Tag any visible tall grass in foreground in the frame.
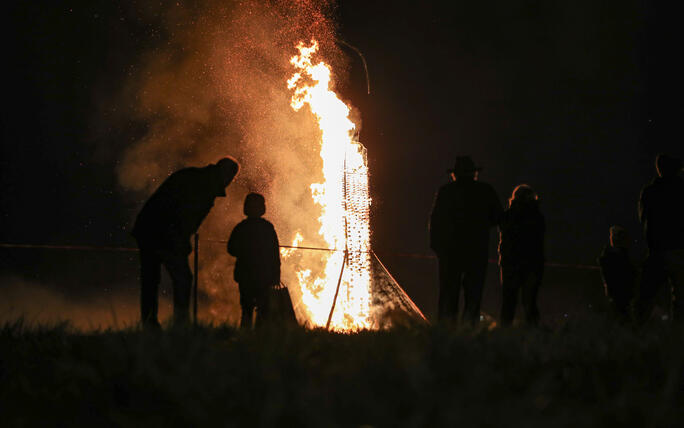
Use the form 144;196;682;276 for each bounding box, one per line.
1;316;682;427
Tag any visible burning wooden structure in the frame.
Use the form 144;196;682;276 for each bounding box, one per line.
283;40;426;331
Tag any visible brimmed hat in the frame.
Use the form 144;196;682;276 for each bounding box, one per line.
448;156;482;176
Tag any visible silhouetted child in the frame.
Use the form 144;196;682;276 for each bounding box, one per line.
598;225;636;321
227;193;281;329
498;184;545;326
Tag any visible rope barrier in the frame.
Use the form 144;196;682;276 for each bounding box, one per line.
0;241;600;270
0;243;139;252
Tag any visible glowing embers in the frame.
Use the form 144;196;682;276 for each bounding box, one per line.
287;40;372;331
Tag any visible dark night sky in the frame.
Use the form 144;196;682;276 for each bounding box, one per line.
1;1;682;318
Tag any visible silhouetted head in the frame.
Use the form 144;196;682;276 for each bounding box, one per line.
215;156;240;187
609;225;630;249
509;184;538;208
656;154;683;178
244;193;266;218
449;156;482;180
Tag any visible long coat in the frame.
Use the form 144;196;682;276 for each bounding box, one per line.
430;177;503;263
132;165;227;254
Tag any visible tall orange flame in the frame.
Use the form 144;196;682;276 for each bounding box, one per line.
284;40;372;331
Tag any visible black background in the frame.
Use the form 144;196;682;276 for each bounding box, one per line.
1;1;682;319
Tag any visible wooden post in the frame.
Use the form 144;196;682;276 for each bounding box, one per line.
193;233;199;326
326;251;347;330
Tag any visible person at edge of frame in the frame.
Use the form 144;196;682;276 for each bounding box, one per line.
635;154;684;324
429;155;503;325
498;184;545;327
132;157;240;329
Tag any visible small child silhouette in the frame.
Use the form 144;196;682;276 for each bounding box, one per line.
598;225;636;321
227;193;281;329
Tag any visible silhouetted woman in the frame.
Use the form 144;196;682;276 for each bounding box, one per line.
498;184;545;326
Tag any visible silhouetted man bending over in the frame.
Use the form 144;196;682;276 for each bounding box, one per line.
430;156;503;325
636;154;684;323
132;157;240;328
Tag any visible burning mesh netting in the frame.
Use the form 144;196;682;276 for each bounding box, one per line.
369;254;427;326
334;141;372;328
286;143;426;329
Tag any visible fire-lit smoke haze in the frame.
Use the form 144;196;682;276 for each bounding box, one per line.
0;277;160;331
114;0;357;324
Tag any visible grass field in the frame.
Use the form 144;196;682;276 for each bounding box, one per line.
1;317;683;427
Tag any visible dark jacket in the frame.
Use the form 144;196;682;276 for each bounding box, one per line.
430;177;503;261
227;217;281;286
498;200;545;269
639;175;684;252
132;165;227;253
598;246;636;305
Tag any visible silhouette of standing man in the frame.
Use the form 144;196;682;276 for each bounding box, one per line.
635;154;684;323
430;156;503;325
132;157;240;328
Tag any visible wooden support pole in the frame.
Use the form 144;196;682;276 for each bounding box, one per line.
326;251;347;330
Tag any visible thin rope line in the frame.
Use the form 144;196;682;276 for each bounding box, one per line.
0;243;139;252
0;242;601;270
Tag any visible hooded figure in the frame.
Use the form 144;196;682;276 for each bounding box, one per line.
132;157;240;328
498;184;545;326
635;154;684;323
430;156;503;325
227;193;281;329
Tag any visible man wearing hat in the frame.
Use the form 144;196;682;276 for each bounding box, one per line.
430;156;503;325
132;157;240;328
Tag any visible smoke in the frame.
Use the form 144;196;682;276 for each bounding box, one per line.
111;0;350;324
0;277;163;331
